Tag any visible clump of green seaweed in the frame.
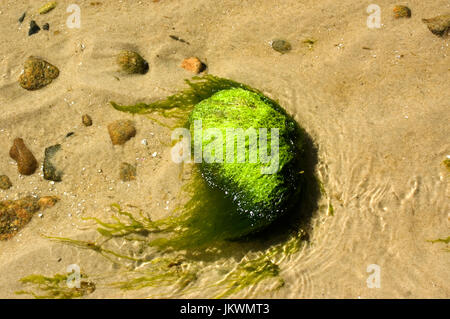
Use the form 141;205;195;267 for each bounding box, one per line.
16;273;95;299
110;75;270;121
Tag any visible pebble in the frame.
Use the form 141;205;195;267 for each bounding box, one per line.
181;57;206;73
9;138;38;175
0;175;12;190
393;5;411;19
116;50;149;74
271;39;292;54
19;56;60;90
107;120;136;145
18;12;26;23
119;162;136;182
82;114;93;126
38;196;59;209
422;14;450;37
43;23;50;31
43;144;63;182
39;2;57;15
28;20;40;36
0;195;58;240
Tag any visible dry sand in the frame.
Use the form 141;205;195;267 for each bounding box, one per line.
0;0;449;298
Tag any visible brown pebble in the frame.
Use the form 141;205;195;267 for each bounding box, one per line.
0;175;12;190
422;14;450;37
9;138;38;175
181;57;206;74
119;162;136;182
82;114;93;126
38;196;59;209
19;56;59;91
0;195;58;240
393;5;411;19
107;120;136;145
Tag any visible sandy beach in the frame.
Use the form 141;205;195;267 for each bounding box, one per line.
0;0;449;298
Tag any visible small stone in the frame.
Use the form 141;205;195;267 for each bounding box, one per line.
37;196;59;209
43;23;50;31
181;57;206;73
116;50;149;74
43;144;63;182
9;138;38;176
0;175;12;190
18;12;26;23
82;114;93;126
107;120;136;145
119;162;136;181
39;2;57;15
443;158;450;172
271;39;292;54
422;14;450;37
28;20;40;36
0;195;58;240
393;5;411;18
19;56;60;90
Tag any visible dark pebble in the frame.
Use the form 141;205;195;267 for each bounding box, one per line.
82;114;93;126
271;39;292;54
19;12;26;23
43;23;50;31
28;20;40;36
119;162;136;182
43;144;63;182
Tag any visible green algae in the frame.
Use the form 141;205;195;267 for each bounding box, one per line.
110;75;270;120
16;273;95;299
429;236;450;244
112;257;198;291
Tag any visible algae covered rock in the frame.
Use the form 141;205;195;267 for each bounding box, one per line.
19;57;59;90
189;88;303;232
117;50;149;74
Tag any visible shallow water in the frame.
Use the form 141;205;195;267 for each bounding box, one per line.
0;0;448;298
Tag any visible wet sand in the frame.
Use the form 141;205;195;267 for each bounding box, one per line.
0;0;449;298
